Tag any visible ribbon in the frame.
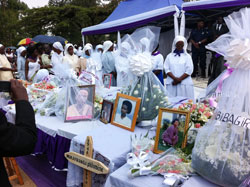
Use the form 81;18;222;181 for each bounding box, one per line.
127;151;150;169
163;173;189;186
209;63;234;107
152;51;160;56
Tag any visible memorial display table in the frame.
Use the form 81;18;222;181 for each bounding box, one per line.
105;162;219;187
66;123;155;187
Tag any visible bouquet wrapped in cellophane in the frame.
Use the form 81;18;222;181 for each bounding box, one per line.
121;26;171;123
192;8;250;186
128;148;193;185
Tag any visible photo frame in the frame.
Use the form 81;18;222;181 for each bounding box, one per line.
103;74;112;89
100;100;113;124
111;93;141;132
154;108;190;154
65;85;95;122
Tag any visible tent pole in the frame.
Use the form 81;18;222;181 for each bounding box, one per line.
82;35;85;47
117;31;121;50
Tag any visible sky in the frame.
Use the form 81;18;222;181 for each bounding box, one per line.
20;0;109;8
20;0;49;8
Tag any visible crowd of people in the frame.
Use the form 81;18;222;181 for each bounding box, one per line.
0;16;228;100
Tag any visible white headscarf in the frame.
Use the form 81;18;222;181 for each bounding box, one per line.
95;44;103;52
19;46;26;54
64;43;74;56
172;35;188;54
103;41;113;53
83;45;92;56
0;44;3;48
53;42;64;52
85;43;93;49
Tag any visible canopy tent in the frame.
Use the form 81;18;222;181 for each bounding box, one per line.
182;0;250;21
81;0;183;35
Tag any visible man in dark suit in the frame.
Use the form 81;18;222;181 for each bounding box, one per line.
208;17;229;85
0;79;37;187
190;20;210;78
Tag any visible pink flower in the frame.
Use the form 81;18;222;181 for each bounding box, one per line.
205;112;211;118
195;123;201;128
159;161;165;166
157;169;166;173
136;145;141;149
168;170;181;174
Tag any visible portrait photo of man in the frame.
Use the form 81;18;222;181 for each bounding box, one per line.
114;99;134;128
66;86;94;121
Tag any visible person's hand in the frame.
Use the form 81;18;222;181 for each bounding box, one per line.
194;43;200;49
11;68;17;72
10;79;28;102
172;77;182;85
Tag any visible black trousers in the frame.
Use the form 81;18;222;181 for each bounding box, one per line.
192;50;206;75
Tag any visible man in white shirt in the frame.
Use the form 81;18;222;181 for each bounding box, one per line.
0;44;15;81
114;100;133;127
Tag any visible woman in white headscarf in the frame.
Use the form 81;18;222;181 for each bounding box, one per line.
17;46;27;79
164;36;194;99
95;44;103;53
101;41;116;86
63;43;78;71
83;45;103;82
51;42;64;68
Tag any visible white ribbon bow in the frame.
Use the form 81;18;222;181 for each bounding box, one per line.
127;151;150;169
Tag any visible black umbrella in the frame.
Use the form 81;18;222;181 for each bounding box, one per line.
32;35;68;45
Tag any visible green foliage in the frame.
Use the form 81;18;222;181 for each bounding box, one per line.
0;0;28;46
0;0;121;46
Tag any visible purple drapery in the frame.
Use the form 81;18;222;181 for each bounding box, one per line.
33;129;71;170
183;0;250;11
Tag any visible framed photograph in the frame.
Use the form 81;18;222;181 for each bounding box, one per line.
111;93;141;132
154;108;190;154
103;74;112;89
65;85;95;122
100;100;113;124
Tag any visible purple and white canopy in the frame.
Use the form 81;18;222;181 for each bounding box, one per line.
81;0;182;36
182;0;250;11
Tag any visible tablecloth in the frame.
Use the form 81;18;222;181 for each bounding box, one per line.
105;163;219;187
66;123;155;187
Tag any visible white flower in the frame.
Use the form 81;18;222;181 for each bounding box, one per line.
146;98;149;102
134;90;139;95
164;96;168;101
144;87;148;91
137;84;141;88
155;106;159;110
153;95;156;99
142;107;146;111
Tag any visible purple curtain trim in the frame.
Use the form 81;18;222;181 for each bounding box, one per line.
53;135;71;170
82;11;175;35
8;100;14;104
33;129;71;170
183;1;250;11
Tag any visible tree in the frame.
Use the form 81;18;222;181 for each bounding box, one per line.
19;5;111;45
0;0;28;46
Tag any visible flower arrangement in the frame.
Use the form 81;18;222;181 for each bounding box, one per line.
131;132;154;156
129;148;192;178
33;81;56;91
177;100;214;128
124;72;170;122
94;95;103;118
